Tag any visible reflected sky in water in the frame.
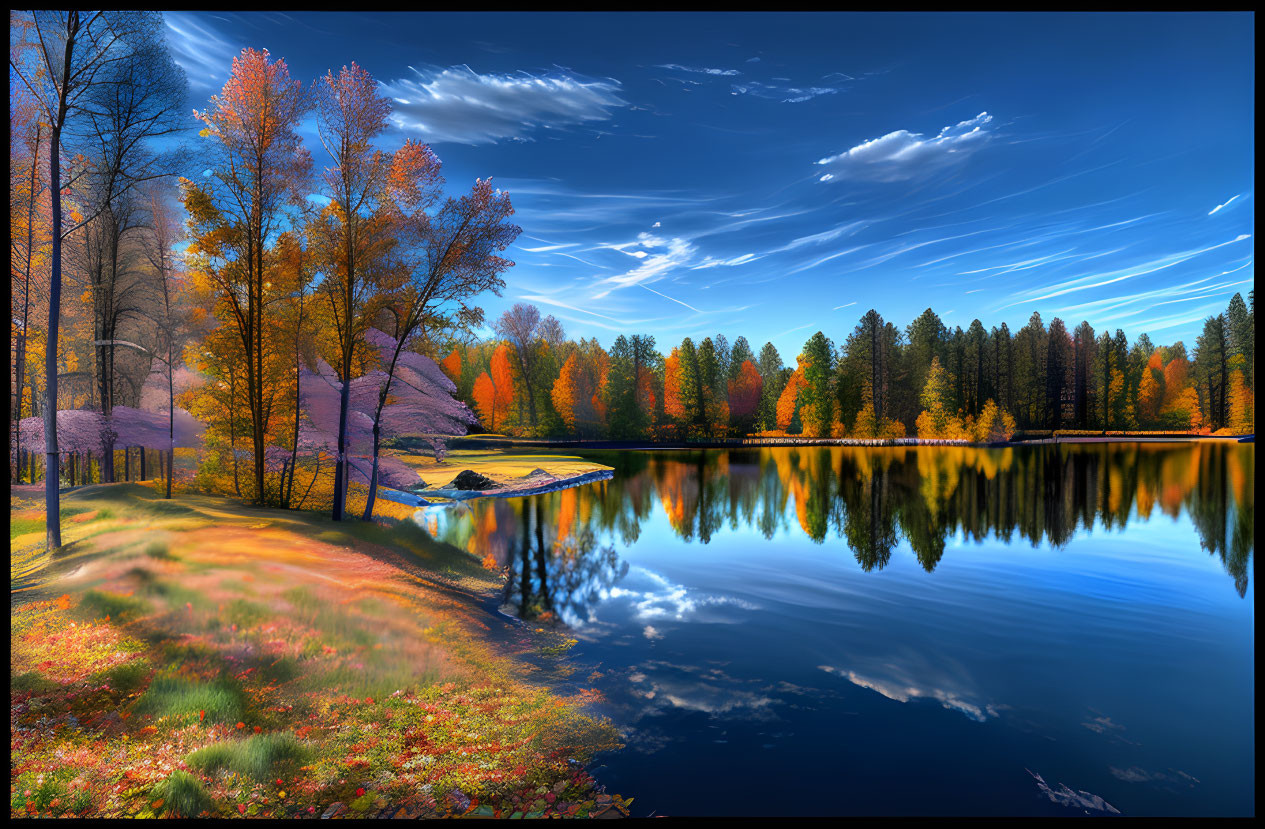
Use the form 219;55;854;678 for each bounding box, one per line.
420;443;1253;816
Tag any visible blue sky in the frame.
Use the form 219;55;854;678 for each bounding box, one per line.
164;11;1254;356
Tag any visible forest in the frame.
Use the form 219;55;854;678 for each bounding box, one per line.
10;11;1255;553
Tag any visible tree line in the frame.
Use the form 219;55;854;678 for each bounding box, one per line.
441;294;1254;442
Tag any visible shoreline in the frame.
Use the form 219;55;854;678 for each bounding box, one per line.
442;433;1254;452
10;483;632;819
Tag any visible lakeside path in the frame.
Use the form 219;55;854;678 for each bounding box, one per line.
10;483;631;819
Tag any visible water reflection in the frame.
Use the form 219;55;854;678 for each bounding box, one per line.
429;443;1253;617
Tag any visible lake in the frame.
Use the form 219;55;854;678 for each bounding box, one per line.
419;443;1254;817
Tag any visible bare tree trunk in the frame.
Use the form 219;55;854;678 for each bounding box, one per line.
44;119;64;549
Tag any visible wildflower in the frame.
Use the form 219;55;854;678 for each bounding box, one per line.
254;726;262;734
199;710;206;722
236;722;245;730
356;787;366;797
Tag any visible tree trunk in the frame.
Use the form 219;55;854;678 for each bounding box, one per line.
44;120;64;550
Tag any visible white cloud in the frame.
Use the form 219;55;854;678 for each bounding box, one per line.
381;65;627;145
1208;194;1240;215
731;81;838;104
817;112;995;182
656;63;740;76
592;233;696;298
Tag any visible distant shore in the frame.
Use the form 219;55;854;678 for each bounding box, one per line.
440;433;1254;452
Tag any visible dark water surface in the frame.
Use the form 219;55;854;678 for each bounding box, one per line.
421;443;1254;816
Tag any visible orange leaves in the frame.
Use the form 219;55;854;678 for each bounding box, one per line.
440;349;462;383
663;349;684;422
388;140;442;210
552;354;581;431
776;366;808;432
473;344;516;432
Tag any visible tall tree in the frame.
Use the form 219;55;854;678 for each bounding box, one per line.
1194;314;1230;431
1045;318;1072;429
494;303;560;432
184;47;312;505
11;10;178;547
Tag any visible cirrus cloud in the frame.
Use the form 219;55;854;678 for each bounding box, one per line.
380;64;628;145
817;112;995;182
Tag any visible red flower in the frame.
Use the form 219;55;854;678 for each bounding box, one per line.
237;804;246;814
199;710;206;722
236;722;245;730
355;788;366;797
254;725;262;734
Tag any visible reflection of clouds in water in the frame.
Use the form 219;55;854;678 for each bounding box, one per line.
1081;714;1123;734
1027;768;1121;814
819;655;1001;723
604;566;758;622
1110;766;1199;787
627;660;776;717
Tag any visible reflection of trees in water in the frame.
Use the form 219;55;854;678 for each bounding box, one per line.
502;496;628;625
459;443;1253;609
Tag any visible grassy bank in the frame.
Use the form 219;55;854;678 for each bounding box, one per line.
10;483;630;819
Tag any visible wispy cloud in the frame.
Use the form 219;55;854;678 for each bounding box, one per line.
655;63;741;76
1001;234;1252;307
381;65;627;145
731;80;838;104
816;112;996;183
1208;194;1240;216
592;233;696;298
164;12;240;92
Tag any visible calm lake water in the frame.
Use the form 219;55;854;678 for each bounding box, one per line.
421;443;1254;817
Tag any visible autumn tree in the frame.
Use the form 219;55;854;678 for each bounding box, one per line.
183;47;312;505
473;343;515;433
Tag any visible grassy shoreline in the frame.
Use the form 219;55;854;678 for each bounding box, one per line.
10;482;631;819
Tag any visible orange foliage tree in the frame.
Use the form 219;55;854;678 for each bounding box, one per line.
473;344;515;432
663;349;685;424
776;364;808;432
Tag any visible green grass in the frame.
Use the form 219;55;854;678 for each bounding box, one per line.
283;587;376;651
89;659;151;693
154;770;213;818
11;516;45;538
145;541;175;560
132;675;245;725
185;732;310;782
11;671;58;694
221;598;269;629
76;589;150;622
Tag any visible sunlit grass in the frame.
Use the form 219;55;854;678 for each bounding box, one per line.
154;770;213;818
132;674;245;725
186;732;310;782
